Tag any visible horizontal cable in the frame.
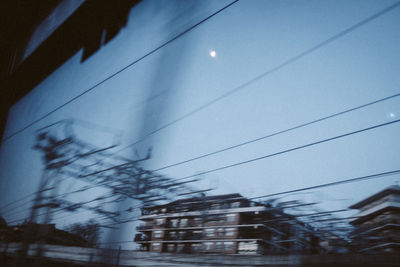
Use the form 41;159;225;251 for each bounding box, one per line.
1;0;239;142
176;119;400;181
114;0;400;152
250;169;400;200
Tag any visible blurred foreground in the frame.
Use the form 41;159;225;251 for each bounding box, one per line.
1;243;400;266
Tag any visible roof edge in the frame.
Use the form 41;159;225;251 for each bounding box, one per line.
349;185;400;209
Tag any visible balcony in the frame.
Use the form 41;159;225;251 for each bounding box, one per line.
136;224;153;231
165;231;202;241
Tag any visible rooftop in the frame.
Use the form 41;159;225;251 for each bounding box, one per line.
142;193;245;210
349;185;400;210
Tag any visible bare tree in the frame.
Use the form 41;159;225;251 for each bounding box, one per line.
65;219;100;247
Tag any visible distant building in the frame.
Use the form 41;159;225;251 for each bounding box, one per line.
135;193;320;254
318;230;349;254
349;185;400;253
0;223;90;247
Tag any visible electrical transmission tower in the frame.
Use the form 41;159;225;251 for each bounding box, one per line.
18;119;204;265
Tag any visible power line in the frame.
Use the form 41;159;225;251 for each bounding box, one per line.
91;172;400;244
0;186;57;214
0;177;75;215
113;0;400;153
262;209;350;223
1;170;200;220
4;171;200;224
6;198;122;225
3;0;399;147
176;118;400;181
6;195;142;225
96;207;353;232
6;167;399;227
3;116;400;219
1;0;239;143
91;166;400;227
71;0;400;196
2;202;34;217
78;92;400;178
6;208;65;225
2;1;399;215
97;202;320;229
0;175;79;215
3;116;400;223
250;169;400;201
0;192;36;211
151;93;400;172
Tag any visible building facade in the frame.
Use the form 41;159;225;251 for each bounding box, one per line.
135;193;320;254
349;185;400;253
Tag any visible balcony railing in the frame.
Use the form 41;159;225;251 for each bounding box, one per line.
136;225;153;231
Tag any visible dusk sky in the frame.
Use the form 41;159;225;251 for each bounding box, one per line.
1;0;400;248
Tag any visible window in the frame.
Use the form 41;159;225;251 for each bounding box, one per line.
191;243;201;252
170;219;179;227
176;244;184;252
225;228;235;237
169;231;176;238
217;228;224;237
194;217;203;226
238;241;258;252
167;244;175;252
154;230;163;238
192;230;202;239
205;228;215;237
178;231;186;239
205;214;223;223
204;242;214;251
216;241;223;251
180;218;188;227
224;242;234;251
211;203;221;210
155;218;165;226
152;243;161;251
149;210;155;214
226;214;236;222
231;201;240;208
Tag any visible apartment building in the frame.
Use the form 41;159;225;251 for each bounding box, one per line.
349;185;400;253
135;193;320;254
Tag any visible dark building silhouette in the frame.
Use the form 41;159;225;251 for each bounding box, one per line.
0;222;90;247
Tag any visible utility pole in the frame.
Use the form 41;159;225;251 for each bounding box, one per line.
17;119;204;265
